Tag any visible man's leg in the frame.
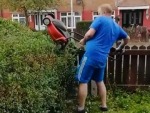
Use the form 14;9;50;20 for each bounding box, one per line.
78;83;88;111
92;67;107;109
96;81;107;107
76;56;94;112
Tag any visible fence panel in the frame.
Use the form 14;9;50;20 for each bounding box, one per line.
146;46;150;85
107;55;115;84
115;53;123;84
129;46;138;90
123;46;130;85
138;45;146;84
90;44;150;94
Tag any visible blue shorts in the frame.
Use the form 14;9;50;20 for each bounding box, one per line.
76;56;105;83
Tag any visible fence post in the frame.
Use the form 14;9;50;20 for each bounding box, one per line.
129;45;138;90
107;54;115;84
123;46;130;86
138;45;146;84
146;46;150;84
90;80;97;96
115;50;123;84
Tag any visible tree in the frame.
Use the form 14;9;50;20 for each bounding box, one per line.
0;0;63;27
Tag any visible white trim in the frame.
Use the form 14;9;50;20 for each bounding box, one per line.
118;6;149;10
28;9;57;13
29;15;32;22
92;11;115;20
118;10;120;15
60;12;81;29
12;13;26;24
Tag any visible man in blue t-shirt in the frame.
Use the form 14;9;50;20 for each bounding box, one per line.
76;4;130;113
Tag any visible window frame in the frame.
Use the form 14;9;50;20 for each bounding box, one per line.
60;12;81;29
12;13;26;24
92;11;115;20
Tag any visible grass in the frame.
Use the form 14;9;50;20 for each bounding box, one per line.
66;87;150;113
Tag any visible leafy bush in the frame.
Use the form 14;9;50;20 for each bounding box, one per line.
0;18;76;113
75;21;92;40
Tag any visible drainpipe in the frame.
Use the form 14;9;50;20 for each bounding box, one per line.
37;11;40;31
0;9;3;17
115;0;118;7
71;0;74;33
81;0;85;20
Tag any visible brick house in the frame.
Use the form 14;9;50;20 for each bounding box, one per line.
0;0;150;30
117;0;150;28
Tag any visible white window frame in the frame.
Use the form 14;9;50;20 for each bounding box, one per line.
60;12;81;29
93;12;99;20
112;11;115;20
33;9;57;30
12;13;26;24
92;11;115;20
34;13;48;26
118;6;149;10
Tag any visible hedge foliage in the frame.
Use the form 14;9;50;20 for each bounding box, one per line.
75;21;92;40
0;18;76;113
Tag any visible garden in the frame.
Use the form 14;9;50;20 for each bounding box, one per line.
0;18;150;113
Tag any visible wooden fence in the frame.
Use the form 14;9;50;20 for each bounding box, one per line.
90;45;150;95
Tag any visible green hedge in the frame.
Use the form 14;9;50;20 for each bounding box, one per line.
75;21;92;40
0;18;76;113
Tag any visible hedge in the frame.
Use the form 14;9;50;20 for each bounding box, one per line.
0;18;76;113
75;21;92;40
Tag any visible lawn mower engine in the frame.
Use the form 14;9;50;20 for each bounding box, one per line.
43;15;69;49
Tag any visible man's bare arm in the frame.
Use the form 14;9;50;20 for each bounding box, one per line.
79;28;96;45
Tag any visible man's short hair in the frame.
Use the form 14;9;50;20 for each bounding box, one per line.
98;4;113;15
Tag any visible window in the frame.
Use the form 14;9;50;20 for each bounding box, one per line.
122;10;143;27
12;13;26;25
92;11;115;20
60;12;81;29
35;14;48;26
34;12;56;30
111;11;115;19
93;12;99;20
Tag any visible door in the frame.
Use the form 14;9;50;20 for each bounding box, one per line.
34;12;56;30
122;10;143;27
35;13;47;30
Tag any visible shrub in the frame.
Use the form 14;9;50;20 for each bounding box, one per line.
0;18;76;113
75;21;92;40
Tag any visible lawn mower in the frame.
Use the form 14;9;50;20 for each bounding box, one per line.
43;15;83;50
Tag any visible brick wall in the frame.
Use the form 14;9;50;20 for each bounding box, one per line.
1;9;11;19
143;9;150;28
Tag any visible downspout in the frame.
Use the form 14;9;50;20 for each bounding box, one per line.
115;0;120;25
0;9;3;17
23;6;29;26
37;11;40;31
81;0;85;20
35;7;41;31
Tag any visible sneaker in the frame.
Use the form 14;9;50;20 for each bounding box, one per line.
77;109;87;113
99;106;108;111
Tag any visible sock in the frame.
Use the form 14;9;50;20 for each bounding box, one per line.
78;106;84;111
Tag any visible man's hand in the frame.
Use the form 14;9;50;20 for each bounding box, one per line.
116;44;124;52
116;36;130;51
80;28;96;45
79;38;86;45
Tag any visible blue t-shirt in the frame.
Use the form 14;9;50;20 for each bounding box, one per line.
84;16;127;68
